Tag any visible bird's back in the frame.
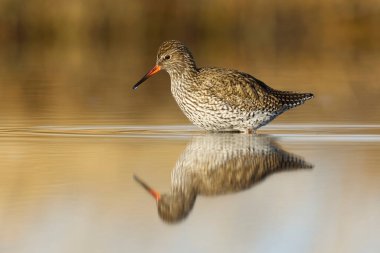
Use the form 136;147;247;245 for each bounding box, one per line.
198;67;313;112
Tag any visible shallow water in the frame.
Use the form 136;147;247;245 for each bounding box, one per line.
0;124;379;253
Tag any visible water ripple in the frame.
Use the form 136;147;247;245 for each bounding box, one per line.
0;124;379;141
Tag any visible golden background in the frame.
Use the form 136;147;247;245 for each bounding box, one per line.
0;0;379;125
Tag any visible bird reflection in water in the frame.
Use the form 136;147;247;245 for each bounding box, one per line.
134;134;313;223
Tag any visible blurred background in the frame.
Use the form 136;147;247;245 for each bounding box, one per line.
0;0;379;126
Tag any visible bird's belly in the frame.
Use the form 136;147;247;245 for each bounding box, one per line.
171;88;275;131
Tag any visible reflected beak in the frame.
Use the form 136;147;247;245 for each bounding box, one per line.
132;65;161;90
133;174;161;201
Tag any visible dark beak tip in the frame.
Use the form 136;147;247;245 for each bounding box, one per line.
132;65;161;91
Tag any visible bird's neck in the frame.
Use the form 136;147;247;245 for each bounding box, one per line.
169;187;197;213
168;64;197;79
168;65;198;92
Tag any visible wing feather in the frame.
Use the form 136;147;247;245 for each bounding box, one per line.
198;68;282;112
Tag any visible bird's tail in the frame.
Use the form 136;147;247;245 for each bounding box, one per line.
279;151;314;171
272;90;314;109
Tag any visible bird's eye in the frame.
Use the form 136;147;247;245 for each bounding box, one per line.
164;55;171;60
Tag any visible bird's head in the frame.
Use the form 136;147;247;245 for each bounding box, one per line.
132;40;196;90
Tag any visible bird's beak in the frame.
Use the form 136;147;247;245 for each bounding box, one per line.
133;175;161;201
132;65;161;90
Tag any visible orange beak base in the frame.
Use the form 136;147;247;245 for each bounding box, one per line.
132;65;161;90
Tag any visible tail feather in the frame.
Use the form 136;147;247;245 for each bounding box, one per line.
272;90;314;109
280;152;314;170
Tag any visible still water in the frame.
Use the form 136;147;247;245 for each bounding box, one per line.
0;124;379;253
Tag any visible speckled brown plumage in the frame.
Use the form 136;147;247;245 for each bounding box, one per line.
134;134;313;223
133;40;314;132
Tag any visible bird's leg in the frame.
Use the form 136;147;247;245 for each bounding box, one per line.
244;128;257;135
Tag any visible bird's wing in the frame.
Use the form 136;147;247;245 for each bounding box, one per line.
199;68;283;112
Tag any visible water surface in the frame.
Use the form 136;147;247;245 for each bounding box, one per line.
0;124;379;253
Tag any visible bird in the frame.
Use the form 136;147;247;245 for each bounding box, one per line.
133;40;314;133
134;134;313;223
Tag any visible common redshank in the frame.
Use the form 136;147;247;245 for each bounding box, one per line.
133;40;313;133
134;134;313;223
